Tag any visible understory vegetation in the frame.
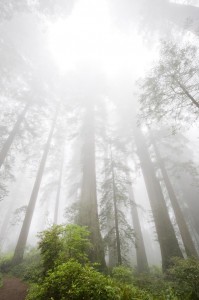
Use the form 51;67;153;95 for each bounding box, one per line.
1;1;199;300
1;224;199;300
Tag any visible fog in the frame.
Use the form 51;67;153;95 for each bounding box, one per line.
0;0;199;271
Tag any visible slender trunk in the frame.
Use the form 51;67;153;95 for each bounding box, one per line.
107;217;117;268
78;105;106;269
128;184;149;273
133;127;183;271
104;148;117;268
176;173;199;237
150;132;198;258
53;150;64;225
175;175;199;249
110;147;122;265
0;103;29;169
12;109;58;264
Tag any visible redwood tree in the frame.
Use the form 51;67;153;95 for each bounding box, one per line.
12;108;58;264
128;184;149;273
133;126;183;271
0;102;30;169
150;130;198;258
77;104;106;268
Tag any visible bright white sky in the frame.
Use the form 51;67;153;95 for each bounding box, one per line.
47;0;158;80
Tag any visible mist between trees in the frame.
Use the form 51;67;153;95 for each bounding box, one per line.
0;0;199;278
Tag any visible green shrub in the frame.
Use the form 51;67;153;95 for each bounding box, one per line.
26;260;153;300
136;272;164;293
26;260;120;300
118;283;153;300
0;253;13;273
38;224;92;274
134;259;199;300
134;267;178;300
112;265;134;284
167;257;199;300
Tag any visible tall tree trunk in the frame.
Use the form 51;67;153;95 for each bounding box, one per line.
53;150;64;225
103;148;117;269
179;175;199;237
150;132;198;258
107;217;117;268
110;147;122;265
12;109;58;264
133;127;183;271
128;184;149;273
0;102;29;169
78;105;106;269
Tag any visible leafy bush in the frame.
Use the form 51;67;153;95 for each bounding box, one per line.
26;260;120;300
26;225;153;299
167;257;199;300
38;224;92;274
136;271;162;291
21;225;199;300
118;283;153;300
134;266;178;300
0;253;13;273
134;258;199;300
26;260;152;300
112;265;134;284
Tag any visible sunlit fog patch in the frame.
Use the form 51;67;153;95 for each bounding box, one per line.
47;0;157;78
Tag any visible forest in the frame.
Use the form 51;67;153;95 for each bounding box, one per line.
0;0;199;299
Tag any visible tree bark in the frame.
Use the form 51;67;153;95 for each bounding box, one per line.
150;132;198;258
0;102;29;169
128;184;149;273
181;180;199;237
103;148;117;269
12;109;58;264
78;105;106;269
110;147;122;265
53;150;64;225
107;217;117;268
133;127;183;271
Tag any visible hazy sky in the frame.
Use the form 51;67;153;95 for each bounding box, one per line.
47;0;158;80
